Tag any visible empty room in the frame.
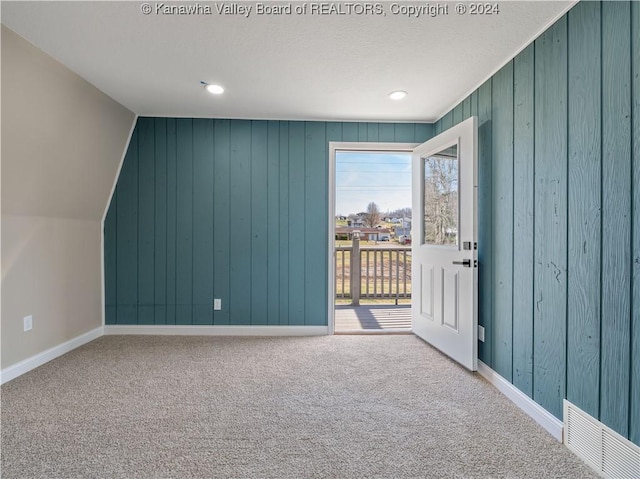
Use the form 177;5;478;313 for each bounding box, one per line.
1;1;638;477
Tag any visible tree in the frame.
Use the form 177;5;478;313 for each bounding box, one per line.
389;207;411;219
424;156;458;245
363;201;381;228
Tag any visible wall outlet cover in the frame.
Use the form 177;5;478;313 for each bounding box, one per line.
478;325;485;342
213;299;222;310
24;315;33;332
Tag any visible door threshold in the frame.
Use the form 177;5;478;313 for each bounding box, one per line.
335;328;413;335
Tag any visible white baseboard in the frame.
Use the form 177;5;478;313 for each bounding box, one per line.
0;326;103;385
104;325;329;336
0;324;328;384
477;361;563;442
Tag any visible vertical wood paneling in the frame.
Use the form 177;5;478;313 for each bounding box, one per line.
533;18;568;419
229;121;252;325
192;119;214;325
415;123;431;142
213;120;230;325
326;122;343;143
453;103;463;126
358;122;368;142
104;193;117;324
250;121;269;325
512;44;535;397
367;123;379;142
116;128;138;324
462;96;472;120
288;122;306;321
105;121;442;334
342;122;358;142
278;122;290;324
566;1;601;419
394;123;414;143
443;111;453;131
166;119;177;324
266;121;281;325
305;122;327;325
154;118;167;324
434;119;442;136
478;79;493;366
137;118;155;325
600;1;632;437
471;90;478;118
378;123;394;143
175;119;193;324
492;61;515;380
631;0;640;447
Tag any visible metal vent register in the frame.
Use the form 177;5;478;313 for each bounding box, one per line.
564;400;640;478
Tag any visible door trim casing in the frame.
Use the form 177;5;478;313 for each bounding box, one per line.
328;142;418;334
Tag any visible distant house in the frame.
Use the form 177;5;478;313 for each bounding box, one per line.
395;226;411;238
394;218;411;238
335;227;391;241
383;216;406;225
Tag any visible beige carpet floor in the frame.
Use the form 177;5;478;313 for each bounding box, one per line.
1;335;596;478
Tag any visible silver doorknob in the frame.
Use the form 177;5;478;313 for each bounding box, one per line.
452;259;472;267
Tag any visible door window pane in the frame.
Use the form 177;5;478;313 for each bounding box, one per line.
423;144;458;246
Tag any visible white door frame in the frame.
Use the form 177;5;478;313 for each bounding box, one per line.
327;142;419;334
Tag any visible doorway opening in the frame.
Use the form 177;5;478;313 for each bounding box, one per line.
328;143;417;334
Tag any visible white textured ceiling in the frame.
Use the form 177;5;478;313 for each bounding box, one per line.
1;1;575;122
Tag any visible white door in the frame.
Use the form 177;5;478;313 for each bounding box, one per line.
411;117;478;371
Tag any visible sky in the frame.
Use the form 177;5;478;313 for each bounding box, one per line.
335;151;412;217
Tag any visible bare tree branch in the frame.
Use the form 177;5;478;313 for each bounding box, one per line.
363;201;382;228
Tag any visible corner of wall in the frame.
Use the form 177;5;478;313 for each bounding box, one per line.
1;26;136;370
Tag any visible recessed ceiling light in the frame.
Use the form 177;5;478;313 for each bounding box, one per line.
389;90;408;100
204;83;224;95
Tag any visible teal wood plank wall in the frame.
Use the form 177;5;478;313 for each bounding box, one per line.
435;0;640;445
104;120;432;328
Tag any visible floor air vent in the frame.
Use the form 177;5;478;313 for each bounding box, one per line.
564;400;640;478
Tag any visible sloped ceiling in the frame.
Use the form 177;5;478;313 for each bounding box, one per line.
1;26;135;219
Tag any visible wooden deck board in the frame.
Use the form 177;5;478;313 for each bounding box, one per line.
335;305;411;332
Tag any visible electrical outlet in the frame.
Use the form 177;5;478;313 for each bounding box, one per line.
213;299;222;311
24;315;33;332
478;325;485;342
